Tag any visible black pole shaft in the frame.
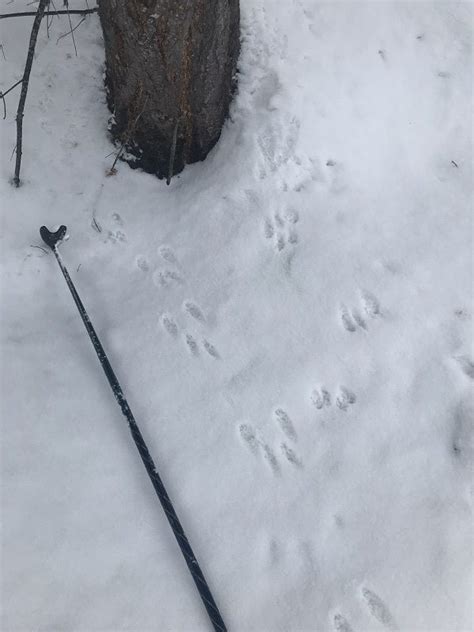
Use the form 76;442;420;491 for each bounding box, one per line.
51;246;227;632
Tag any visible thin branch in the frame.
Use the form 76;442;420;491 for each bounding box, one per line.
167;119;179;186
13;0;48;187
46;2;52;37
56;16;85;47
0;78;23;120
64;2;78;56
1;79;24;98
30;244;48;255
0;8;97;19
107;141;125;175
46;0;59;37
91;217;102;233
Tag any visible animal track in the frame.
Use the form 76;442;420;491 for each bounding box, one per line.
159;310;220;359
361;587;397;630
340;291;381;333
160;314;178;337
332;613;354;632
276;234;285;252
311;386;356;412
183;301;206;323
239;423;278;472
361;291;381;318
333;586;396;632
158;245;179;266
261;443;279;473
141;245;183;288
287;229;298;245
283;209;299;224
274;408;297;441
153;269;183;288
203;339;220;359
340;305;357;332
136;255;149;272
351;309;367;330
280;443;303;468
107;230;126;244
336;387;357;411
184;333;199;356
238;408;302;473
310;387;331;409
263;208;300;253
134;244;185;293
104;212;126;243
142;246;218;360
239;423;259;454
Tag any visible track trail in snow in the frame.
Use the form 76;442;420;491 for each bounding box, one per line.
1;0;471;630
333;586;398;631
339;291;382;333
134;245;220;360
331;586;398;631
238;405;304;474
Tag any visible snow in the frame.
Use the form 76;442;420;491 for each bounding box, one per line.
1;1;472;631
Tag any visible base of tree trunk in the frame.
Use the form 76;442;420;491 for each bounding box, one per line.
98;0;240;181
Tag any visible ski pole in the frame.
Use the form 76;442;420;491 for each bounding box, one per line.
40;225;227;632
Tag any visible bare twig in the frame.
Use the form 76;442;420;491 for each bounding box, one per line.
0;78;23;120
13;0;48;187
1;79;23;100
30;244;48;255
46;1;54;38
0;8;97;19
107;142;125;175
64;1;78;56
167;118;179;186
56;16;85;47
91;217;102;233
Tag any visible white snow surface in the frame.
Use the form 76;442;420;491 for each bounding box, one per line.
1;2;472;631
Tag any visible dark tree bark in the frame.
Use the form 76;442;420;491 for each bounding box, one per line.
98;0;240;182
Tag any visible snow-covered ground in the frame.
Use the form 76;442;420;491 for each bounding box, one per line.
1;1;472;631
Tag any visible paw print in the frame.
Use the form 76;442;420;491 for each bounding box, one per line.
263;209;299;253
311;386;356;412
340;291;381;333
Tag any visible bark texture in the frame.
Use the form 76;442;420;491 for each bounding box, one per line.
98;0;240;180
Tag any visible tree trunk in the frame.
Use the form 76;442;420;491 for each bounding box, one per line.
98;0;240;182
